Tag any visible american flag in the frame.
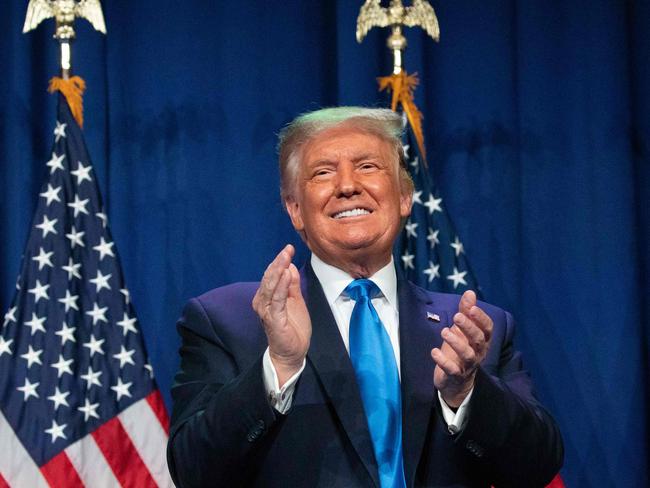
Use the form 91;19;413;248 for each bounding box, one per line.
0;95;173;487
396;122;481;295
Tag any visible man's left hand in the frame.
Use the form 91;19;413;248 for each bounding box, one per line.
431;290;493;408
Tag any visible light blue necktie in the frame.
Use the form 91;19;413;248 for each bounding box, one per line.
346;279;406;488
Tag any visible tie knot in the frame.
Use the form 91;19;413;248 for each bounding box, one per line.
345;279;381;301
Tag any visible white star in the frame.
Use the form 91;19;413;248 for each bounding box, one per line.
27;281;50;304
28;280;50;304
53;121;67;142
61;257;82;280
424;194;443;215
65;226;85;248
35;215;58;238
40;184;62;206
405;220;418;238
47;387;70;410
3;306;17;327
427;228;440;249
113;346;136;368
32;247;54;270
410;155;420;174
447;267;468;289
44;420;67;443
144;362;154;378
423;261;441;283
58;290;79;312
17;378;39;400
120;288;131;304
111;377;133;401
85;303;108;325
83;334;105;357
46;152;65;173
25;313;46;336
71;161;93;185
55;322;76;345
402;144;410;159
401;251;415;270
20;345;43;368
80;366;102;389
0;336;13;356
450;236;465;257
67;194;90;217
51;354;74;378
78;398;100;421
93;238;115;261
412;190;423;205
96;211;108;227
89;270;112;293
117;313;138;336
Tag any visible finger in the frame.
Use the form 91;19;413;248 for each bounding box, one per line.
453;312;486;351
260;245;294;298
469;305;493;341
441;327;476;367
431;347;461;377
458;290;477;315
269;268;292;317
287;263;302;298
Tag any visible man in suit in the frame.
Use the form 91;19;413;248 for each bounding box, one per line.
167;107;563;487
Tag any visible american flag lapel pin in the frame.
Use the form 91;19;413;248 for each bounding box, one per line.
427;312;441;322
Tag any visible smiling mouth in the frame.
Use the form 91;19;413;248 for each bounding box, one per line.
332;208;372;219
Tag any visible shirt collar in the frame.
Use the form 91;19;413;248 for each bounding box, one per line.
310;253;398;309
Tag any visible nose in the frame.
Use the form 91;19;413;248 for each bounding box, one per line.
335;162;361;197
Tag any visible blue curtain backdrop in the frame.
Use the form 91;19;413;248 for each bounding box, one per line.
1;1;648;486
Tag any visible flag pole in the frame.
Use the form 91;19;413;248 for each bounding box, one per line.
356;0;439;164
22;0;107;127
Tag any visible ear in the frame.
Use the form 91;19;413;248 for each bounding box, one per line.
285;197;305;232
399;188;413;218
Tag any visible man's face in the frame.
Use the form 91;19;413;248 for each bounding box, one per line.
285;125;412;268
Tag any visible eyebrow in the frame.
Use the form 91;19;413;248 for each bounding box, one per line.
308;152;381;166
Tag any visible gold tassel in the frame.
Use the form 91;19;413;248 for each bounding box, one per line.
48;76;86;128
378;71;427;163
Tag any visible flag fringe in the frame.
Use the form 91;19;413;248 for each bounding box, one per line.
48;77;86;128
378;71;426;162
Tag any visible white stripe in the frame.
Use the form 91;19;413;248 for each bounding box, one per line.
65;431;120;488
0;410;49;487
119;398;175;488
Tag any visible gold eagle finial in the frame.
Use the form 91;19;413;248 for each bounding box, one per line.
23;0;106;39
356;0;439;44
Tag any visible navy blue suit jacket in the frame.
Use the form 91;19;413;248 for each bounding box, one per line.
167;264;562;487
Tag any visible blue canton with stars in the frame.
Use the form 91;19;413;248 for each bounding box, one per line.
0;96;156;466
395;122;481;295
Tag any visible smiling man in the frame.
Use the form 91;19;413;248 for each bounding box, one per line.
167;107;563;488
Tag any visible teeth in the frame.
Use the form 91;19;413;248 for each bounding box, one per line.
333;208;370;219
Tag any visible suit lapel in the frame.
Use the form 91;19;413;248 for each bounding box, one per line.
302;264;380;488
397;277;449;487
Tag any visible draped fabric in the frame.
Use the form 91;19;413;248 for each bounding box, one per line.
1;1;648;486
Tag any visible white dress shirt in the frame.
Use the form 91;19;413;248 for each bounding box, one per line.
262;254;472;433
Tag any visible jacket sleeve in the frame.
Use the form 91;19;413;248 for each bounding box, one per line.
454;309;564;487
166;297;279;488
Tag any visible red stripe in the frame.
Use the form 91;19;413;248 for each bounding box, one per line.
40;451;84;488
0;471;9;488
546;474;566;488
92;417;157;488
146;389;170;434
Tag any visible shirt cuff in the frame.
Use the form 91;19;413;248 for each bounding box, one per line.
438;388;474;435
262;347;306;414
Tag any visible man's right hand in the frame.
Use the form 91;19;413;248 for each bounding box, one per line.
252;244;311;387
